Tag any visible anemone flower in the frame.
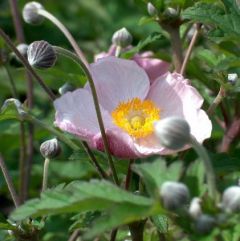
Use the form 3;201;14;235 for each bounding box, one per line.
54;56;212;159
95;45;170;83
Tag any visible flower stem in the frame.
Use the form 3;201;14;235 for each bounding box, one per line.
129;221;146;241
4;64;18;98
0;27;56;101
207;86;225;116
54;46;119;185
190;136;218;200
37;9;89;68
42;158;50;192
25;114;79;151
125;159;134;190
162;24;183;73
180;24;201;76
67;229;80;241
0;154;20;207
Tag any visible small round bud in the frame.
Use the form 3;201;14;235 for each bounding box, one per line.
221;186;240;212
162;7;178;19
40;138;61;159
154;117;191;150
27;40;57;69
160;181;190;211
195;214;216;234
228;73;238;85
22;1;44;25
112;28;133;48
58;83;75;95
189;197;202;220
17;43;29;59
147;2;157;16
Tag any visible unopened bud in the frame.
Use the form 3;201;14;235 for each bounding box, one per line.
40;138;61;159
112;28;132;48
147;2;157;16
189;197;202;220
163;7;178;19
22;1;44;25
17;43;29;59
228;73;238;85
160;181;190;211
58;83;75;95
154;117;191;150
28;41;57;69
195;214;216;234
221;186;240;212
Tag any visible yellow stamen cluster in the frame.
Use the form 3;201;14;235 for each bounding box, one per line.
112;98;160;138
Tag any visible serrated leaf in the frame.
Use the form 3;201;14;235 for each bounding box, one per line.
132;159;182;197
83;202;162;240
182;2;240;41
11;180;153;221
151;215;168;233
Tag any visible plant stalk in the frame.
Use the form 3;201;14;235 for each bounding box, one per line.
0;154;20;207
54;46;119;185
38;9;89;68
42;158;50;192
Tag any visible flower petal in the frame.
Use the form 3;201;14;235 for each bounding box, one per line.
54;89;113;146
133;51;170;83
86;56;150;112
93;128;141;159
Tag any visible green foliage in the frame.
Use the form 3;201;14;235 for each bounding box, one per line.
182;1;240;41
132;158;182;196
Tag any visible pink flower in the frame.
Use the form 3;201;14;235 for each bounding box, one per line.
95;45;170;83
54;57;212;159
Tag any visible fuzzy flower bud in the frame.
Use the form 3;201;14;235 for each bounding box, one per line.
40;138;61;159
27;40;57;69
189;197;202;220
163;7;178;19
228;73;238;85
58;83;75;95
112;28;133;48
221;186;240;212
195;214;216;234
160;181;190;211
22;1;44;25
154;117;191;150
147;2;157;16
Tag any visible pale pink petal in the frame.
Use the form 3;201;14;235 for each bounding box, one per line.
134;72;212;155
54;89;113;146
133;51;170;83
86;56;150;112
94;45;116;61
93;128;141;159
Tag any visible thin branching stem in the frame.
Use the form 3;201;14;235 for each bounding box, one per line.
54;46;119;185
207;86;225;116
0;154;20;207
0;28;56;101
180;24;201;76
38;9;89;68
42;158;50;192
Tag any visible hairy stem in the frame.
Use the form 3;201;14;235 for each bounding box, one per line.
54;46;119;185
180;24;201;76
0;28;56;101
42;158;50;192
207;86;225;116
190;136;218;200
129;221;146;241
162;24;183;73
38;9;89;68
67;229;80;241
0;154;20;207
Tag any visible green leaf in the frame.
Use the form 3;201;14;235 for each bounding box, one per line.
151;215;168;233
121;32;163;59
182;2;240;41
132;158;182;197
11;180;153;221
0;99;25;122
83;202;162;240
0;223;16;231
